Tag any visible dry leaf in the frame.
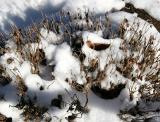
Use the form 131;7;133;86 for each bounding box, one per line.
86;40;110;51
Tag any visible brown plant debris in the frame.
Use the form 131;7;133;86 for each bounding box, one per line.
121;3;160;32
86;40;110;51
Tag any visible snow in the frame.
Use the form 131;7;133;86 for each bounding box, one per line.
0;0;124;32
125;0;160;20
64;0;124;13
0;83;22;121
40;28;62;45
108;11;160;49
0;101;22;122
0;0;160;122
1;0;160;32
54;43;84;84
0;31;128;121
82;31;125;70
84;92;123;122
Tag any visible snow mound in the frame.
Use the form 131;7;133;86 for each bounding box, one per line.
82;31;125;70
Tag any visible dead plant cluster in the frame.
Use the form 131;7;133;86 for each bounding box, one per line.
12;96;48;122
11;25;46;74
0;10;159;122
0;64;12;86
118;19;160;121
64;91;89;122
0;113;12;122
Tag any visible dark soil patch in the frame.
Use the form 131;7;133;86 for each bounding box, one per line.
91;84;125;99
0;75;12;86
0;113;12;122
121;3;160;32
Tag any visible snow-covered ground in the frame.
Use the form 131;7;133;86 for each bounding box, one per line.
1;0;160;32
0;0;160;122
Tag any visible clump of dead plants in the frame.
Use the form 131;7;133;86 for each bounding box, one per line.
15;75;28;97
0;65;12;86
0;10;159;122
12;96;48;122
117;18;160;122
0;113;12;122
10;24;46;74
64;90;89;122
